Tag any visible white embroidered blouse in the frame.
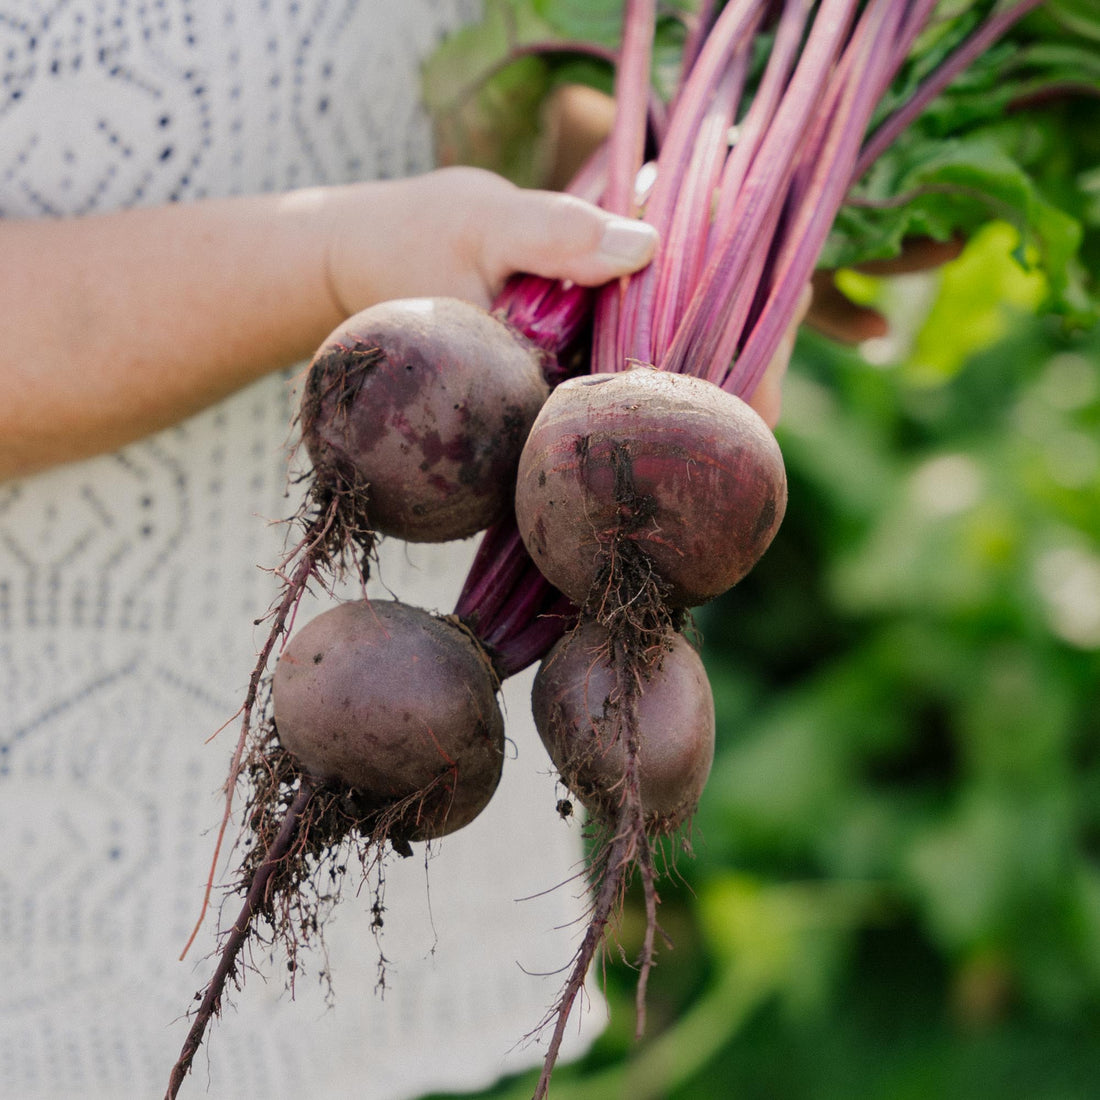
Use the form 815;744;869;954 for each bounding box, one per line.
0;3;598;1096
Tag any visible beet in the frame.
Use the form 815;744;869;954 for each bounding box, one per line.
514;367;787;609
272;599;504;840
532;617;714;834
170;296;562;1096
302;297;550;542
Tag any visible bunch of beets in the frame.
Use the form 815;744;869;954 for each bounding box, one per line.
167;2;1048;1097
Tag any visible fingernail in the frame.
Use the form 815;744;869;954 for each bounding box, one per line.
598;218;658;269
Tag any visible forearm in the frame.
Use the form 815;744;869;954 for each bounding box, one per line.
0;190;349;479
0;168;660;481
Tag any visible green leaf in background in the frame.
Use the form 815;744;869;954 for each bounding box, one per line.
422;0;565;186
1049;0;1100;43
904;222;1048;382
825;8;1100;323
827;136;1092;323
532;0;625;45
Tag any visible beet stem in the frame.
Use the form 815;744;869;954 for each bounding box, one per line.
854;0;1046;179
532;828;635;1100
180;504;339;961
592;0;657;373
662;0;857;383
167;779;316;1100
620;0;764;372
481;565;559;650
489;605;573;679
729;0;904;394
671;0;721;111
603;0;655;220
453;519;530;625
534;637;660;1100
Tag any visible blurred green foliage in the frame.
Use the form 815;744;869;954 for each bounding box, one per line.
427;224;1100;1098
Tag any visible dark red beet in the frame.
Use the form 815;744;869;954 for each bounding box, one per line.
273;599;504;840
514;368;787;608
531;617;715;834
302;297;550;543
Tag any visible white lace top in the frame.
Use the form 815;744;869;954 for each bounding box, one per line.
0;3;599;1097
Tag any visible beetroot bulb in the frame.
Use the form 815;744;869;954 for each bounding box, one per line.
272;599;505;844
301;296;550;545
515;367;787;612
531;617;715;836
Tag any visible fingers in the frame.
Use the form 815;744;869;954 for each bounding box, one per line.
805;236;964;344
478;181;658;290
805;269;889;345
540;84;617;191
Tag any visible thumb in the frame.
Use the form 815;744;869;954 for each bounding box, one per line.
482;187;658;289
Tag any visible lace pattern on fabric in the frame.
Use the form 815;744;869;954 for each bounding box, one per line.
0;3;599;1096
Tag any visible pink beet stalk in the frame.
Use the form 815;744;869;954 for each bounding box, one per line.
729;0;907;396
591;0;658;378
598;0;1046;407
659;0;860;382
610;0;765;372
458;0;1046;677
706;0;809;258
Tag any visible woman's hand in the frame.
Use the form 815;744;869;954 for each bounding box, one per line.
806;237;965;344
323;166;658;313
0;170;657;478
